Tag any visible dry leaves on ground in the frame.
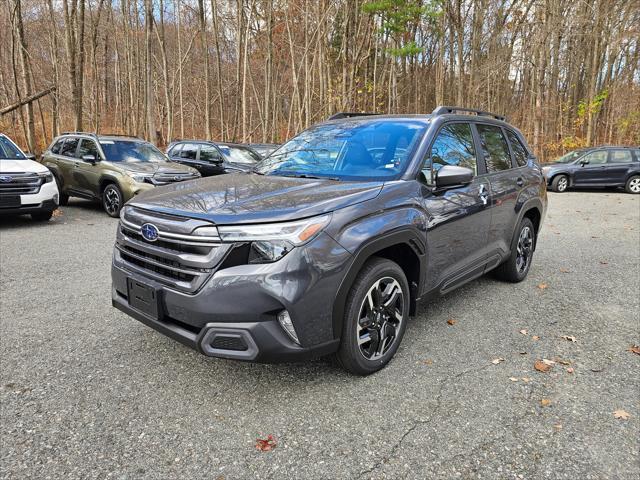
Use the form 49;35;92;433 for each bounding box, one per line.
541;399;551;407
492;357;505;365
561;335;577;342
613;410;630;420
447;319;456;326
532;335;540;341
52;209;63;217
566;367;575;374
519;329;528;335
534;360;553;373
559;268;571;273
599;261;609;265
255;435;277;452
628;345;640;356
537;283;548;290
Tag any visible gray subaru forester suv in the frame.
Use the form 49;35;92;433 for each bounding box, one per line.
112;107;547;375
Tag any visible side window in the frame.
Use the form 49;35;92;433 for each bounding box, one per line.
476;124;512;172
178;143;199;160
77;139;99;159
200;145;222;162
608;150;632;164
505;129;528;167
51;139;66;155
422;123;476;183
59;138;79;158
168;144;182;157
581;151;607;164
633;150;640;162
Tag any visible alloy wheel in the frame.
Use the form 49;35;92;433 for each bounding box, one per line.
629;178;640;193
104;187;121;215
357;277;404;360
557;176;568;192
516;226;533;274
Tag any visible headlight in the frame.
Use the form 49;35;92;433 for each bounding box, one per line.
39;172;54;183
217;214;331;263
127;172;150;183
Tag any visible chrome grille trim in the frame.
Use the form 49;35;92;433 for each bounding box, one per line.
0;172;44;195
120;217;220;244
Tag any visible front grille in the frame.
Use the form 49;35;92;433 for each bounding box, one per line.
115;207;231;293
0;172;44;195
151;172;198;185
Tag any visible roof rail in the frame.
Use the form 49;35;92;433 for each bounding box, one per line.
432;106;507;122
60;131;98;137
327;112;380;120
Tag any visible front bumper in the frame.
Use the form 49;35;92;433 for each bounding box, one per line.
0;181;59;215
111;232;351;362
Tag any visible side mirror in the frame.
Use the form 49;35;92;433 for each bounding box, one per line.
435;165;474;189
82;154;97;164
24;153;37;161
580;159;590;166
212;157;224;164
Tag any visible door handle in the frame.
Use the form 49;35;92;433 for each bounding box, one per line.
516;177;524;187
479;184;489;205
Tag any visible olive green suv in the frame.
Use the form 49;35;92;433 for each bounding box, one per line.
41;133;200;217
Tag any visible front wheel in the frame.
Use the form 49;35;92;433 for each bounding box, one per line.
336;258;410;375
102;183;124;217
492;217;535;283
551;174;569;192
625;175;640;194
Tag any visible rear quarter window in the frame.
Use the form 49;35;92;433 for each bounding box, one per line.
505;129;529;167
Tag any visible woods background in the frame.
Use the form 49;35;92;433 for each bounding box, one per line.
1;0;638;161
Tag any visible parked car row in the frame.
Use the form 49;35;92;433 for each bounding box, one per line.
0;132;279;219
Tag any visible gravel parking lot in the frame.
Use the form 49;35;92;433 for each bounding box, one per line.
1;191;639;479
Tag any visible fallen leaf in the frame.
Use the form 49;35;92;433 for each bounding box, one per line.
519;351;528;355
599;261;608;265
628;345;640;356
613;410;630;420
566;367;575;374
447;319;456;326
255;435;277;452
522;377;531;382
553;424;562;431
519;329;528;335
532;336;540;341
542;359;556;366
509;377;519;382
591;368;603;373
537;283;548;290
556;359;571;366
541;399;551;407
534;360;552;373
52;209;63;217
561;335;577;342
559;268;571;273
590;236;599;239
422;359;433;365
492;357;505;365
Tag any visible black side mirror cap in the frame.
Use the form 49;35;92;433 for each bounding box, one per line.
435;165;474;189
580;159;590;166
24;153;36;161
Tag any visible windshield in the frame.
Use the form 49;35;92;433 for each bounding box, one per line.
0;136;26;160
99;140;167;163
554;150;585;164
253;120;427;181
219;145;261;164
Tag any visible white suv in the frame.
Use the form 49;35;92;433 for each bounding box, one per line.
0;134;59;221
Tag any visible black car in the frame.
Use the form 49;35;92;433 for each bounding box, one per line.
541;146;640;193
166;140;262;177
249;143;280;158
112;106;547;375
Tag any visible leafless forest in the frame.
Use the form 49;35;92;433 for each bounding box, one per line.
1;0;638;160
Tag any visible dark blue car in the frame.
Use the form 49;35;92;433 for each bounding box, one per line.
541;146;640;193
166;141;262;177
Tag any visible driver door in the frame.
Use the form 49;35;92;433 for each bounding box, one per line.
74;139;102;198
573;150;608;186
421;122;491;294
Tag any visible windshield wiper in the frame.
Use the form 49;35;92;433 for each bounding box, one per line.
277;172;340;181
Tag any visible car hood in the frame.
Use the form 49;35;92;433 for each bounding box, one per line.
118;161;197;175
128;173;383;224
0;159;49;174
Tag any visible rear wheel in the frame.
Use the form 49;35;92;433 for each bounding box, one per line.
102;183;123;217
492;217;535;283
551;174;569;192
625;175;640;194
31;210;53;222
336;258;410;375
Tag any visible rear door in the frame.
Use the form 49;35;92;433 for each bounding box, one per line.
57;137;81;191
171;142;200;170
198;144;226;176
572;150;608;185
474;123;519;260
421;122;491;293
604;149;634;186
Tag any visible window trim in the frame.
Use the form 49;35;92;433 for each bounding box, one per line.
503;127;529;168
419;121;481;185
474;122;514;174
607;149;634;165
59;137;81;159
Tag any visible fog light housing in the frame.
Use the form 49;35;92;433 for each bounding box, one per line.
277;310;300;345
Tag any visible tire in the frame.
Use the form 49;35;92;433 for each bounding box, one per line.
336;257;410;375
102;183;124;217
31;210;53;222
550;174;569;192
53;175;69;206
625;175;640;194
492;217;535;283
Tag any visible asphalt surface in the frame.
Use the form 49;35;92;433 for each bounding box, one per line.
1;191;639;479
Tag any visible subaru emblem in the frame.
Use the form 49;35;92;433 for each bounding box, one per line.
0;175;13;183
141;223;159;242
